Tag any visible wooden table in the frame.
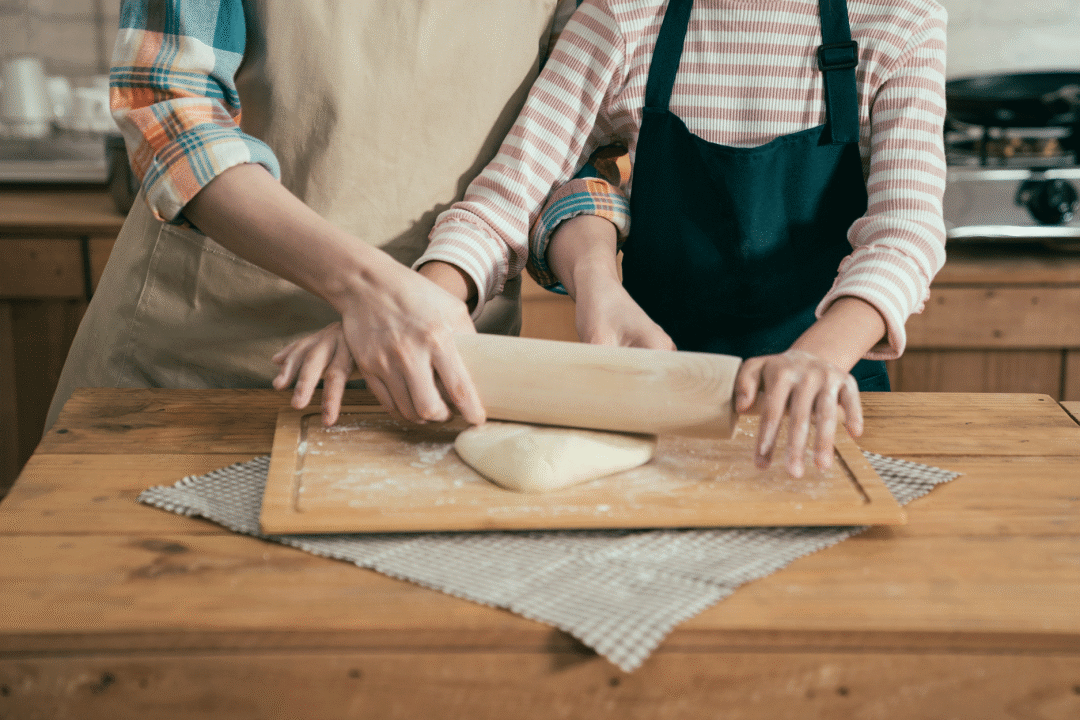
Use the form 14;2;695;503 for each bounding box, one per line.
1;388;1079;719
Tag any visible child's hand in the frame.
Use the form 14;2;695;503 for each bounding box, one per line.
574;274;675;350
733;349;862;478
272;322;356;426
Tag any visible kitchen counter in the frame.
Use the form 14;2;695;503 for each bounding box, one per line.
1;388;1078;718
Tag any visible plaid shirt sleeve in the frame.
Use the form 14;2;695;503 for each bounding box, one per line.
527;145;631;293
111;0;280;223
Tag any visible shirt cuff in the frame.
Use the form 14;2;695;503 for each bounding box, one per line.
135;125;280;224
817;246;931;361
415;218;510;321
528;176;630;294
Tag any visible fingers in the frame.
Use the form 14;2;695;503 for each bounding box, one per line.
431;337;486;426
362;374;407;424
271;336;314;392
839;375;864;438
346;333;479;426
812;388;840;471
753;362;795;474
785;379;818;478
319;338;355;426
739;351;860;478
735;357;765;414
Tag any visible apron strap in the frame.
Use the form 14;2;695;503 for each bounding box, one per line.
643;0;693;111
816;0;861;144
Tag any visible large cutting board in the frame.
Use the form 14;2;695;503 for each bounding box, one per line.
259;406;905;534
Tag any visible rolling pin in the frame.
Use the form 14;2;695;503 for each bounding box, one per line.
454;334;742;438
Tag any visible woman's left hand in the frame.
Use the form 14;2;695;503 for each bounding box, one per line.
733;349;862;478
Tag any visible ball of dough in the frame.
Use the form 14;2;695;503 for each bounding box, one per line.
454;421;657;493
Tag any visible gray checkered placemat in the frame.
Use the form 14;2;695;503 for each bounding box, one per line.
139;451;958;671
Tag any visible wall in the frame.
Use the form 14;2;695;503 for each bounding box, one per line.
2;0;1077;82
940;0;1080;78
0;0;119;80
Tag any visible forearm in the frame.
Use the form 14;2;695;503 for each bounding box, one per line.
791;296;887;372
182;163;393;313
545;214;620;300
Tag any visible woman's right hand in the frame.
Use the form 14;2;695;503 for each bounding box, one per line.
323;256;486;427
273;262;485;427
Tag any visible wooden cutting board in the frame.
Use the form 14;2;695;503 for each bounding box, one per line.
259;406;905;534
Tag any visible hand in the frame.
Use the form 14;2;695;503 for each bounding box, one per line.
734;349;863;478
574;274;675;350
274;258;485;428
272;321;354;426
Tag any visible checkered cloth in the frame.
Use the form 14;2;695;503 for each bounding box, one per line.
139;451;958;671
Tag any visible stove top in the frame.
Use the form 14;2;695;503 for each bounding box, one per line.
943;121;1080;244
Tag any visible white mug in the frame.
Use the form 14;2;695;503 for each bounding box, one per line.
1;56;51;139
45;75;74;123
70;85;115;133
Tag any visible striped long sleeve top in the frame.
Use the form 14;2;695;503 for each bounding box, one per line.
418;0;949;360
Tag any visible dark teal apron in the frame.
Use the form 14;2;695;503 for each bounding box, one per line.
621;0;889;391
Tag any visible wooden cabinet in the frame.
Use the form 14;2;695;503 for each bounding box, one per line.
0;188;123;496
888;243;1080;399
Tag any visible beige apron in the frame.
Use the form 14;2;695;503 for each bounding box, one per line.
47;0;563;430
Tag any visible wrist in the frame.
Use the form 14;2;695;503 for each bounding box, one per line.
417;261;477;309
546;214;619;299
790;296;886;371
571;262;623;307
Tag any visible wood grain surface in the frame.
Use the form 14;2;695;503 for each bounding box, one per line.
2;388;1079;719
259;407;903;534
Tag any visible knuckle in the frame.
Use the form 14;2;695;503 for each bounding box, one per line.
775;366;801;385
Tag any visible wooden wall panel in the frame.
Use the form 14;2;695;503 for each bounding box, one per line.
906;288;1080;349
887;349;1063;396
0;239;85;299
1062;351;1080;401
9;300;87;467
89;237;116;291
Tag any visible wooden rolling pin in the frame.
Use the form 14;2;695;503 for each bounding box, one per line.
454;334;742;438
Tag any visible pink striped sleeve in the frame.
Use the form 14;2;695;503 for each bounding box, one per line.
819;3;948;360
416;1;625;317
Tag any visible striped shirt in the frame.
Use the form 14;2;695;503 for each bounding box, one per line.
420;0;949;360
108;0;627;237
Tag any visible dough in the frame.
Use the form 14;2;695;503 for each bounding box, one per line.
454;421;657;493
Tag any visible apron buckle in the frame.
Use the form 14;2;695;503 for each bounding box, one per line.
817;41;859;72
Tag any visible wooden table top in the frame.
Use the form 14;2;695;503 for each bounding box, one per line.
1;387;1078;660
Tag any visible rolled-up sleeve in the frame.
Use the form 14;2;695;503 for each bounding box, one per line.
111;0;280;223
528;146;631;293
